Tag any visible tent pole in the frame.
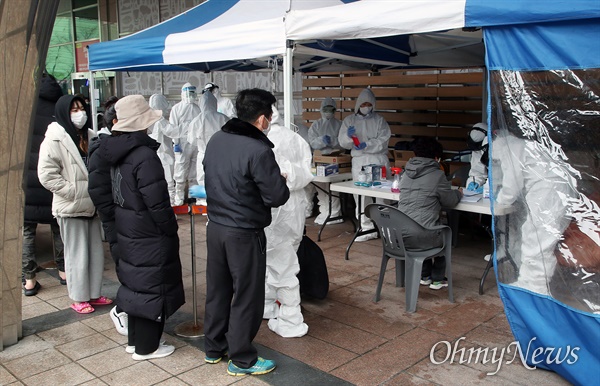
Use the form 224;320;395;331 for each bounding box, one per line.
89;70;98;134
283;40;293;129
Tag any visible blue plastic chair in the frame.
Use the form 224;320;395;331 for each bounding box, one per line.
366;204;453;312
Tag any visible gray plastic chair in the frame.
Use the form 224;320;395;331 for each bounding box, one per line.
366;204;453;313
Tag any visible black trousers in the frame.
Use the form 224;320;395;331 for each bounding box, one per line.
204;221;267;369
128;314;165;355
422;256;446;281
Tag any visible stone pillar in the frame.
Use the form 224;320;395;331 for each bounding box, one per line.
0;0;58;350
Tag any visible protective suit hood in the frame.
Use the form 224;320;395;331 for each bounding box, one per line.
271;105;283;127
320;97;336;120
199;91;218;113
149;94;170;118
354;89;376;114
181;82;197;104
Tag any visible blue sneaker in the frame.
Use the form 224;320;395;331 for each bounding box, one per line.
205;351;228;364
227;357;276;376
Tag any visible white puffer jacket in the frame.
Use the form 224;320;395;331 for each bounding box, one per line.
38;122;96;217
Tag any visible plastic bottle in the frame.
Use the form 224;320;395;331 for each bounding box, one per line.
391;167;402;193
351;135;361;147
354;167;367;186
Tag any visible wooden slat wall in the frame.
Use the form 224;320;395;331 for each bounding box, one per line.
302;68;484;154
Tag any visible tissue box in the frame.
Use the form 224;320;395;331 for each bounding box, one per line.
316;164;339;177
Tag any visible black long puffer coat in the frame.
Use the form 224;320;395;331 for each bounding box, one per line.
24;75;63;223
100;131;184;321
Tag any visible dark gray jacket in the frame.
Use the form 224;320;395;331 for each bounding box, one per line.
203;118;289;229
397;157;461;249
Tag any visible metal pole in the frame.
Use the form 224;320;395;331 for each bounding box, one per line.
283;40;294;129
174;200;203;338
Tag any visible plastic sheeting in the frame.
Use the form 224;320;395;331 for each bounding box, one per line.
490;68;600;311
489;69;600;385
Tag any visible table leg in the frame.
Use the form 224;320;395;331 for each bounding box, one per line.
344;195;377;260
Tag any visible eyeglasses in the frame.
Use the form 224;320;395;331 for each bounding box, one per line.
322;106;335;114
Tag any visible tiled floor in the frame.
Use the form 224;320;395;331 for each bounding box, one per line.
2;216;570;386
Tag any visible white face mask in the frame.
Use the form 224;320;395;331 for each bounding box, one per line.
323;112;334;119
70;111;87;129
359;106;372;116
263;117;272;136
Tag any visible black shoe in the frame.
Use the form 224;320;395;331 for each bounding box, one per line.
59;278;67;285
24;281;41;296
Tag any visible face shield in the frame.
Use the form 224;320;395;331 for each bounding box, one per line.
181;83;197;104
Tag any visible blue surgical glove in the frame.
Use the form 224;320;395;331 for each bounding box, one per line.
189;185;206;199
173;144;182;153
354;142;367;150
347;126;356;138
323;135;331;145
467;181;484;194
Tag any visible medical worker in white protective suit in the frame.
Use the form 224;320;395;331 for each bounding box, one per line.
466;123;489;193
148;94;177;205
187;91;229;202
295;117;316;218
263;105;314;338
170;83;200;206
493;130;577;295
203;83;236;119
309;97;343;225
338;88;391;241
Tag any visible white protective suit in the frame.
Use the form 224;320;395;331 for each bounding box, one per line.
264;106;314;338
338;88;391;233
295;118;316;218
493;132;577;295
170;82;200;206
203;83;236;119
148;94;176;205
467;123;489;187
187;91;229;183
309;97;343;224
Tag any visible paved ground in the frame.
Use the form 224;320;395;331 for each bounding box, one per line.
1;214;571;385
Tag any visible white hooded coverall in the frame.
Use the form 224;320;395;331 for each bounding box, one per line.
493;133;577;295
213;88;237;119
338;88;391;230
148;94;176;205
170;83;200;206
187;91;229;184
309;97;343;223
467;123;489;187
264;106;314;338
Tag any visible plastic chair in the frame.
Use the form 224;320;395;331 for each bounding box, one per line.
366;204;453;312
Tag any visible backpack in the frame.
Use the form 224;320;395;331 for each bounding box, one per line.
297;235;329;299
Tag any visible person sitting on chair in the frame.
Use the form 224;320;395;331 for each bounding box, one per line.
396;137;463;290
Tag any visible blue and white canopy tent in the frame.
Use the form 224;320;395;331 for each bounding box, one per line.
287;1;600;384
90;2;599;382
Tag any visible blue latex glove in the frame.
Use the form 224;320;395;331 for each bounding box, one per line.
354;142;367;150
323;135;331;145
173;144;182;153
347;126;356;138
189;185;206;199
466;181;484;194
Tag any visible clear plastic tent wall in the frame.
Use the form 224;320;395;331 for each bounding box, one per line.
485;18;600;385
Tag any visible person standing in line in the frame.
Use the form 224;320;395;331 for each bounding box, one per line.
22;73;66;296
87;97;128;335
201;88;289;376
38;94;111;314
148;93;177;206
308;97;343;225
338;88;391;241
203;82;237;119
170;82;200;206
100;95;184;360
263;105;314;338
187;90;229;190
396;137;463;290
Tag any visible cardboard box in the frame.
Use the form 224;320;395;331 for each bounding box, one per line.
316;163;339;177
313;150;352;166
393;150;415;169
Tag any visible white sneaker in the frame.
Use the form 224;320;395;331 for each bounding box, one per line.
126;339;166;354
110;306;128;336
131;344;175;360
355;232;378;242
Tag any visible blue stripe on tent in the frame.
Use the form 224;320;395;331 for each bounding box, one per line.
89;0;239;71
498;284;600;386
484;19;600;71
465;0;600;27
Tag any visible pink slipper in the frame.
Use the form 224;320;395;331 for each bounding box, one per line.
89;296;113;306
71;302;95;314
